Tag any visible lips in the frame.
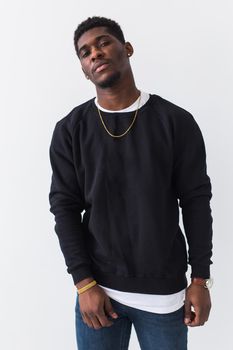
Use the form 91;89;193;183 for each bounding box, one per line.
93;61;110;74
95;63;109;73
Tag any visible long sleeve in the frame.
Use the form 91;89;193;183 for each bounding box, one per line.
173;113;213;279
48;119;92;285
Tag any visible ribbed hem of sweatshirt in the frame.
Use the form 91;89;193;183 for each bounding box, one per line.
92;270;188;295
190;264;211;279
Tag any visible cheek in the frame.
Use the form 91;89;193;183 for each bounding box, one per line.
112;48;127;65
81;63;90;75
115;53;128;70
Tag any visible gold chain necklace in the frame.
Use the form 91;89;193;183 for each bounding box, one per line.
97;93;141;138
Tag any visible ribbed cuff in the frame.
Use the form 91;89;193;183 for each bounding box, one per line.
190;264;210;279
70;265;93;286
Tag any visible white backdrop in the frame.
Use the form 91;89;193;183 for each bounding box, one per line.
1;1;232;349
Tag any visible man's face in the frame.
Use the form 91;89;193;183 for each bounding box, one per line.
76;27;132;89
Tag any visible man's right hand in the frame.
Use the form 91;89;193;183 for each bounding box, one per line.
76;278;119;330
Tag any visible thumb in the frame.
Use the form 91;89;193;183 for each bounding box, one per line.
104;297;118;319
184;299;192;324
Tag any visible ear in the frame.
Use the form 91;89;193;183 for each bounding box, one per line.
82;67;89;79
125;42;134;58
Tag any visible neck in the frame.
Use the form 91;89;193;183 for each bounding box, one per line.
96;73;140;111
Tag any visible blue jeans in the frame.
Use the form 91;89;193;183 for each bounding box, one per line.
75;295;188;350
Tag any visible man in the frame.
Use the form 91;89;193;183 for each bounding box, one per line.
49;16;213;350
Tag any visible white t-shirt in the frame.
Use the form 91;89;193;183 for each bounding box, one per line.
94;91;186;314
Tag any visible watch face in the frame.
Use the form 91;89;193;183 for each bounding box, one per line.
205;278;213;289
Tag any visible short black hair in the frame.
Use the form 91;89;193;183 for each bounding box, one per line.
73;16;126;57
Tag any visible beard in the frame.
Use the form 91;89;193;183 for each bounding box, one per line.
96;71;121;89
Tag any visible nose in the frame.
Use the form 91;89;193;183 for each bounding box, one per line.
90;47;104;61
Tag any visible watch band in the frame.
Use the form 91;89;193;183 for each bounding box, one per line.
191;277;213;289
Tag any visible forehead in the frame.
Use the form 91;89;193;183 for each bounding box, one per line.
77;26;114;50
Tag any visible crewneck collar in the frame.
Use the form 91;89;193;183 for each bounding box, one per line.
94;91;150;113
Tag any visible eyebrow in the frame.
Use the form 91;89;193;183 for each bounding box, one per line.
78;34;111;56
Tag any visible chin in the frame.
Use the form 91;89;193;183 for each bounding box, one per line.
96;71;121;89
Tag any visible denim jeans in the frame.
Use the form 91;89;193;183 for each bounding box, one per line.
75;294;188;350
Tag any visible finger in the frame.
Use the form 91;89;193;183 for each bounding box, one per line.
104;297;119;319
81;313;93;328
89;304;114;328
204;305;211;322
184;300;192;325
185;310;198;327
84;313;100;329
188;309;205;327
95;307;114;327
97;312;114;328
80;311;87;324
188;319;201;327
189;320;205;327
189;322;205;327
195;306;208;325
87;314;103;330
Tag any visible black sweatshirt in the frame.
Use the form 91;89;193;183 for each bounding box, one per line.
48;94;213;294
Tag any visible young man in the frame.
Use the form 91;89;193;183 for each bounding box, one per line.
49;16;213;350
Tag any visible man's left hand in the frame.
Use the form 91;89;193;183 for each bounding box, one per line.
184;283;212;327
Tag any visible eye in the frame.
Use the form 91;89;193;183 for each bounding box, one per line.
99;41;110;47
81;50;90;59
